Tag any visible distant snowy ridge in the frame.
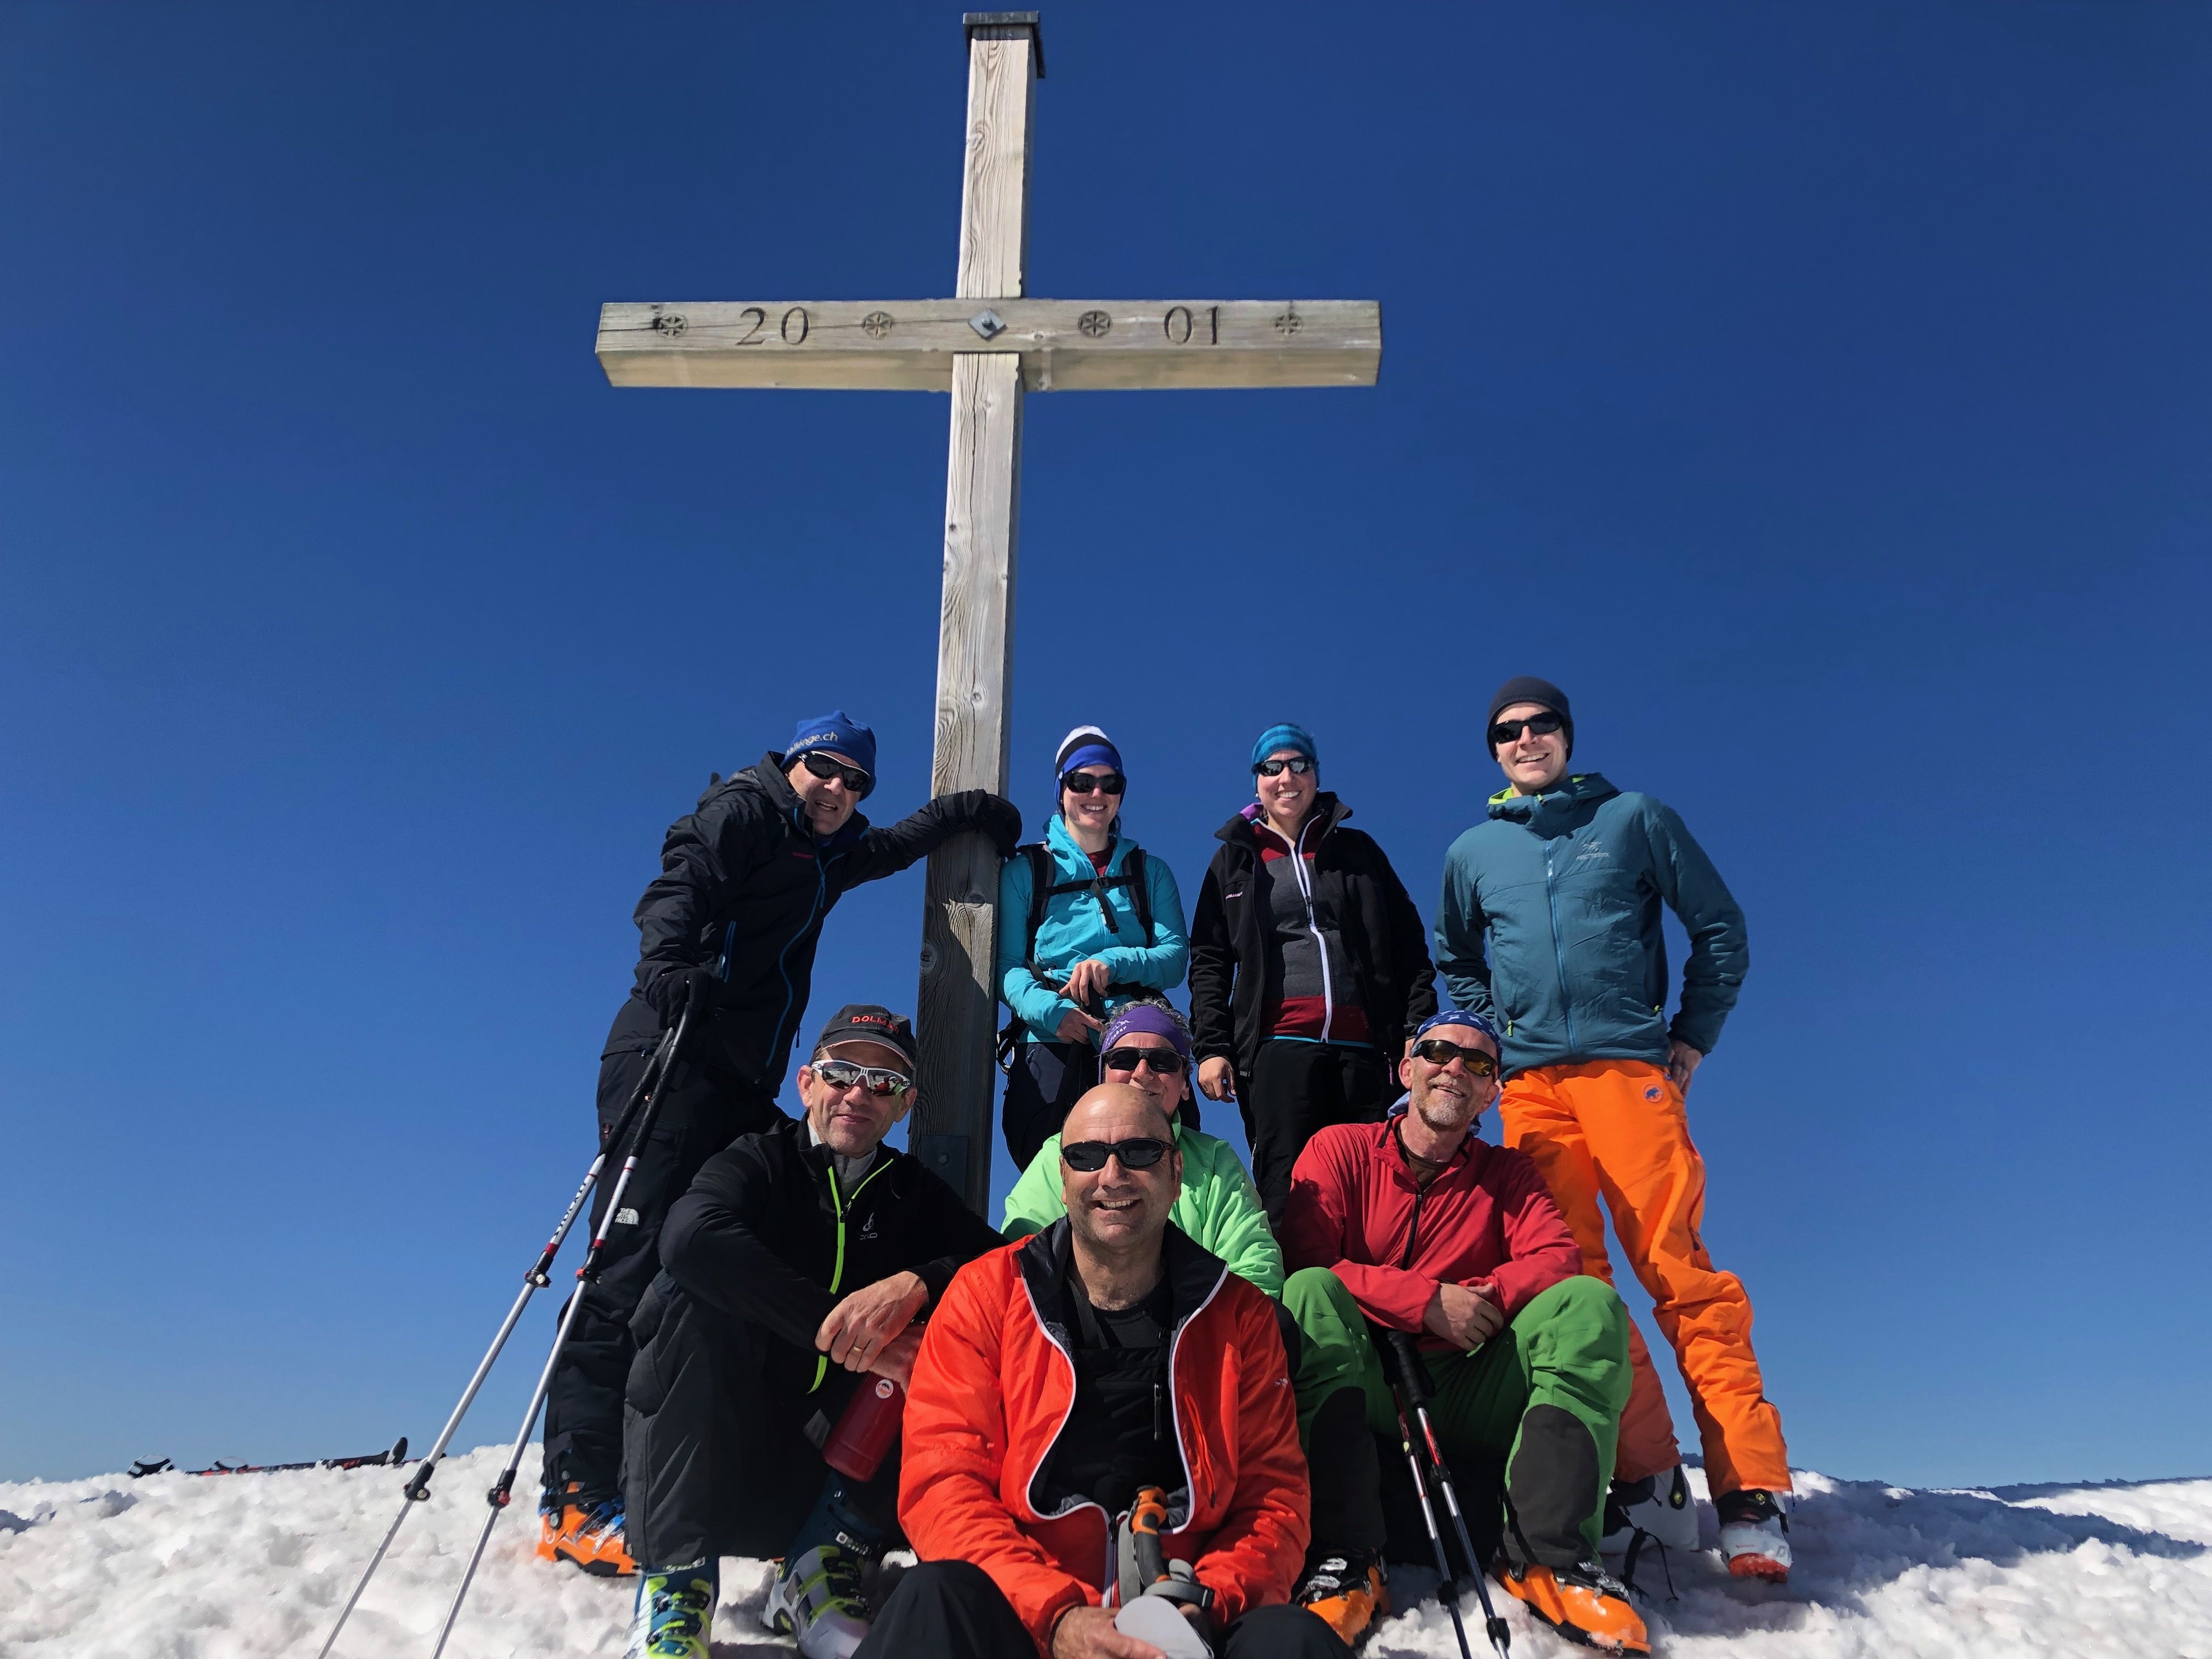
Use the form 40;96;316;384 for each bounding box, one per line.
3;1447;2209;1657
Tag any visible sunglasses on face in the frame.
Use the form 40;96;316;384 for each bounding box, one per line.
1252;757;1315;777
1101;1046;1187;1077
1062;771;1126;796
1060;1136;1172;1172
812;1059;913;1098
1487;712;1565;749
799;751;873;794
1408;1039;1499;1079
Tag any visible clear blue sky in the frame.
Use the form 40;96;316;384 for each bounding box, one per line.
3;2;2206;1488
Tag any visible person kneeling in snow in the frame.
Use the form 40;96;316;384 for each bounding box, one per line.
1279;1011;1647;1654
619;1005;1005;1659
1001;1001;1283;1299
863;1082;1345;1659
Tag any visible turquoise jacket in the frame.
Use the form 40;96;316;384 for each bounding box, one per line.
1435;774;1747;1077
996;814;1190;1043
1001;1121;1284;1298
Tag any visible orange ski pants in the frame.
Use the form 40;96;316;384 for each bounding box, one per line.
1500;1059;1790;1496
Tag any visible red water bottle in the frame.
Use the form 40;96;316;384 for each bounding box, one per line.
823;1375;905;1481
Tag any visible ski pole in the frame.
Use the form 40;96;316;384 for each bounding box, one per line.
427;992;701;1659
1386;1330;1512;1658
315;1009;688;1659
1386;1382;1475;1659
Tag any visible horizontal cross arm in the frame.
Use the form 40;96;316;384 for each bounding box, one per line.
595;299;1380;391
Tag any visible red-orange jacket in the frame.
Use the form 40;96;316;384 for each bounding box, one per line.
1280;1110;1582;1335
900;1222;1310;1653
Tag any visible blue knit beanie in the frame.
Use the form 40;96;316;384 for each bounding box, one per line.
1250;723;1318;771
1055;724;1124;781
783;711;877;792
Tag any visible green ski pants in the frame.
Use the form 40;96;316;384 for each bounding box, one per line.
1283;1267;1630;1567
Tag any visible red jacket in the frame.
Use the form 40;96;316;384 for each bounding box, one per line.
1280;1111;1582;1335
900;1223;1309;1654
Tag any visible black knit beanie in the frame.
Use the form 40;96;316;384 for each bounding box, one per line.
1487;676;1575;759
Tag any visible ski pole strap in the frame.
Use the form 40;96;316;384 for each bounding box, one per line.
1384;1329;1435;1408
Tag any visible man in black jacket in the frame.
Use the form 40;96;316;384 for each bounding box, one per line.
622;1005;1008;1659
539;711;1019;1572
1188;723;1437;1220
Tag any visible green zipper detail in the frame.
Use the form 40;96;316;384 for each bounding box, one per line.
810;1155;894;1395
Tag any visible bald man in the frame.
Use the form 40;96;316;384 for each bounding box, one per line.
870;1085;1338;1658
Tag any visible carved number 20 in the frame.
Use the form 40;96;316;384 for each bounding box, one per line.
733;306;810;345
1163;306;1220;345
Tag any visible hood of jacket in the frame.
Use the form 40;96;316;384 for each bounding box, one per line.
1214;791;1353;848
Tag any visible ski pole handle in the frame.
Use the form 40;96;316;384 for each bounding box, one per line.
1386;1330;1434;1409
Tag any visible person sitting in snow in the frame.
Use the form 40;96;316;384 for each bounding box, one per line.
543;711;1018;1576
1279;1009;1646;1654
864;1082;1342;1659
618;1005;1006;1659
1000;1000;1283;1299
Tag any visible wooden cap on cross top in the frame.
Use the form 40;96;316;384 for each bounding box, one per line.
964;10;1045;78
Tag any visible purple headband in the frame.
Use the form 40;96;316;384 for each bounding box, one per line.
1097;1002;1193;1069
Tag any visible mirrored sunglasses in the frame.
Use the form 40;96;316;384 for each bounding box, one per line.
1252;757;1315;777
1059;1136;1172;1172
1408;1039;1499;1079
812;1058;913;1097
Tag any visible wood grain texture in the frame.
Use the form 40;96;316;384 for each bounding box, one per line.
596;299;1383;391
912;349;1024;1214
956;27;1034;300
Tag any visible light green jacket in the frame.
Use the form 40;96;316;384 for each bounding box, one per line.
1000;1122;1284;1298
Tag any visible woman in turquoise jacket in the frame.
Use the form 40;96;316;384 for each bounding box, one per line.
996;724;1189;1165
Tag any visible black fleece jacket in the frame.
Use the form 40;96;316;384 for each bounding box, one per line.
1187;793;1438;1086
603;755;1020;1092
656;1115;1007;1397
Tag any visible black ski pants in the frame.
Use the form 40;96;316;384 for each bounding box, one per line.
1001;1037;1095;1170
854;1560;1351;1659
621;1276;901;1570
539;1036;782;1504
1242;1040;1392;1223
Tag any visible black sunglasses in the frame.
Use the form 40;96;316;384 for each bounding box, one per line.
1062;771;1126;796
1253;757;1315;777
799;751;873;794
1408;1039;1499;1079
1101;1046;1187;1077
1060;1136;1172;1172
1487;711;1566;749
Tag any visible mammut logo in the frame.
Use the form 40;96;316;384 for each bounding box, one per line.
1644;1086;1662;1102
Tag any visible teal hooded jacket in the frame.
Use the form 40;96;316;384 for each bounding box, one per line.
1435;774;1747;1077
996;814;1190;1043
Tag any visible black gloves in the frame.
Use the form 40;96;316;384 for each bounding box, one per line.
970;792;1023;858
644;965;720;1028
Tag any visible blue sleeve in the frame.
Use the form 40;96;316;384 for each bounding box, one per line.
998;855;1075;1039
1434;836;1497;1019
1091;853;1191;992
1643;799;1747;1054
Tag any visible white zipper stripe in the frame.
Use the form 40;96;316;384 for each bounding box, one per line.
1288;815;1334;1037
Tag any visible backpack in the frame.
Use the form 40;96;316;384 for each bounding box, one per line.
997;841;1160;1063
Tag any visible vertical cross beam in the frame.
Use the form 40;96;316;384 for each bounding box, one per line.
911;13;1041;1213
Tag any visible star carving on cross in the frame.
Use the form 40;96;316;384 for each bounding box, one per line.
652;313;689;337
1077;310;1111;337
1273;309;1302;336
862;311;894;338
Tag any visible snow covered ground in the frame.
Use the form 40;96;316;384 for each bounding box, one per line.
3;1447;2209;1658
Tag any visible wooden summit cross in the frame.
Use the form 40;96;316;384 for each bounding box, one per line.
594;12;1381;1212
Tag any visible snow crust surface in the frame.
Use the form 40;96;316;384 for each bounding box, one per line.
3;1448;2208;1657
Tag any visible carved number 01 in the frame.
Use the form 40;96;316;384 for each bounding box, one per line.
1163;306;1220;346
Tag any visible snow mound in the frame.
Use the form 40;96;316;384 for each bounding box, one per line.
2;1448;2209;1657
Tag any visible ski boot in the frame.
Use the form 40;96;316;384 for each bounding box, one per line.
535;1483;579;1564
623;1560;716;1659
1716;1488;1791;1582
1493;1558;1650;1655
762;1535;880;1658
546;1494;636;1577
1601;1464;1700;1556
1293;1545;1387;1645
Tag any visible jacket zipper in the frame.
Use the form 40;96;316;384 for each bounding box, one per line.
1544;839;1578;1054
809;1154;891;1393
1286;815;1335;1039
768;838;837;1081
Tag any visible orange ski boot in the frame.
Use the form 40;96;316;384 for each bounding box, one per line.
1294;1547;1388;1645
1493;1558;1649;1655
549;1496;637;1577
536;1484;580;1564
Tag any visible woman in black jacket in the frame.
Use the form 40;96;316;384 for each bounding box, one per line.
1187;723;1437;1220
